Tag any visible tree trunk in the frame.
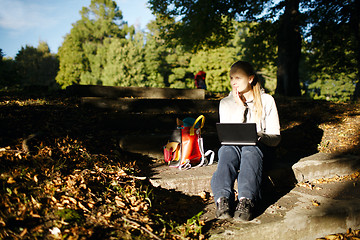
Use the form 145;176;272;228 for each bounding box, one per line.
352;0;360;101
276;0;301;96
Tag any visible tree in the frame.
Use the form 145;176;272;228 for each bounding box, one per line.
0;50;17;88
56;0;129;87
275;0;301;96
188;46;236;91
14;41;59;88
306;0;360;101
102;32;148;86
148;0;303;96
143;15;175;87
143;15;194;88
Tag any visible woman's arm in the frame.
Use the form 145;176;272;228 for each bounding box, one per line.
258;95;281;147
257;131;281;147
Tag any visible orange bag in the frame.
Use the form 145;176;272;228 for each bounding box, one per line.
179;115;204;166
163;115;214;170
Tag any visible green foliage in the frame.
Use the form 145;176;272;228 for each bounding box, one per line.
143;15;176;88
241;21;278;70
188;47;235;92
304;0;359;101
56;208;84;224
3;0;357;102
0;50;18;88
14;41;59;88
102;33;148;87
148;0;264;50
56;0;129;88
308;72;356;102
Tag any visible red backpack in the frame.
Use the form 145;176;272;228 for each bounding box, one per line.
163;115;214;170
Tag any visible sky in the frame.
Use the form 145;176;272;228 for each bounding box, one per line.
0;0;155;58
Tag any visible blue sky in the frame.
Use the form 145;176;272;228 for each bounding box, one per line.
0;0;155;58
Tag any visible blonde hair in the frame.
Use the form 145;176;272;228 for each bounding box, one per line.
230;61;263;122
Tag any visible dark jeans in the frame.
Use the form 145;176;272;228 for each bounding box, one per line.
211;145;264;204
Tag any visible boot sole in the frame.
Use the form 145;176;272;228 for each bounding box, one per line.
216;212;232;219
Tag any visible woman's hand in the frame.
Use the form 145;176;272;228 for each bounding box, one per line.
232;88;246;105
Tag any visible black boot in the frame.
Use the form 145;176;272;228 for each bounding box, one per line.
215;197;231;219
234;198;254;221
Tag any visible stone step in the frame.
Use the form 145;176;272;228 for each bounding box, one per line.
119;132;296;195
90;112;218;133
208;184;360;240
81;97;219;114
120;132;360;198
149;161;296;196
292;152;360;182
67;85;205;99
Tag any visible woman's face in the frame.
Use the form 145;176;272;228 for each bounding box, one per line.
230;70;254;93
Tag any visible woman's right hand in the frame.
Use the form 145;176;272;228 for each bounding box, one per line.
232;88;246;105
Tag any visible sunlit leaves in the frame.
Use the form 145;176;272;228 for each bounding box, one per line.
0;120;205;239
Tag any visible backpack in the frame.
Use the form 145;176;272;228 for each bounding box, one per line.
163;115;214;170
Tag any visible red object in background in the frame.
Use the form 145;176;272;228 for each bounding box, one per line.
194;71;207;89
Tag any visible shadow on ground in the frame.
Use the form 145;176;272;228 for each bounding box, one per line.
1;91;359;237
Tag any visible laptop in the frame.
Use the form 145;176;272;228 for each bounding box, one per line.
216;123;258;145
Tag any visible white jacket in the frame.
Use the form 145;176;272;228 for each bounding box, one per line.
219;92;281;147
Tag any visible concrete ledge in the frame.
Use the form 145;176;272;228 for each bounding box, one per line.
292;153;360;182
149;162;296;196
119;133;295;195
150;165;218;195
67;85;205;99
209;188;360;240
82;97;219;114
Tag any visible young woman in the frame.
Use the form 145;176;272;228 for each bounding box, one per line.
211;60;281;221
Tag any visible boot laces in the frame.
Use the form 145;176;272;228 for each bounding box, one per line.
236;198;254;212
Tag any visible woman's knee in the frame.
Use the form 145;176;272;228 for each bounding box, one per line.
241;146;264;159
218;146;240;164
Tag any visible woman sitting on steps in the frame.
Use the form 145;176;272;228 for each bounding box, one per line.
211;60;281;221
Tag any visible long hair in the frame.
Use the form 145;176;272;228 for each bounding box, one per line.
230;61;263;122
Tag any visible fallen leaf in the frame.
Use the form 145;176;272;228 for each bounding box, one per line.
78;202;90;212
51;196;57;203
312;199;320;207
103;212;112;218
145;224;153;232
0;219;5;227
30;211;41;218
297;182;314;190
15;152;22;159
118;169;127;177
115;196;126;207
7;177;16;184
31;196;42;209
131;205;141;212
323;234;341;240
67;196;77;205
199;191;207;200
19;228;28;237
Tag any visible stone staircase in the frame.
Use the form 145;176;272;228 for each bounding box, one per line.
68;85;360;240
